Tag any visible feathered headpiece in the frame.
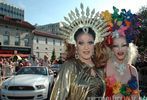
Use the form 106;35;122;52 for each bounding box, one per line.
60;3;110;45
100;7;142;64
100;6;142;44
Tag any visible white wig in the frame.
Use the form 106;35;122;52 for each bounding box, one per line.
128;43;138;65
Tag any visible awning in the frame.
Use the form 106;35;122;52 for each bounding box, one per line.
0;54;13;57
0;54;29;58
19;54;29;58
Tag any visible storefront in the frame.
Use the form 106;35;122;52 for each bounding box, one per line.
0;46;31;58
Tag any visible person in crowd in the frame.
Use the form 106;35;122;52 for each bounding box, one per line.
101;7;141;99
8;59;15;76
30;55;39;66
22;58;31;67
57;57;63;64
52;59;58;64
42;54;51;68
50;3;110;100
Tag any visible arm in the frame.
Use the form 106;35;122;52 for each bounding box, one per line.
130;65;139;89
50;61;73;100
130;65;140;100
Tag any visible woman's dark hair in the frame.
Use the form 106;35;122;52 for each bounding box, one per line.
74;27;96;41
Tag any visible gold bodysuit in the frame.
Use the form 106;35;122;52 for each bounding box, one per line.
50;59;105;100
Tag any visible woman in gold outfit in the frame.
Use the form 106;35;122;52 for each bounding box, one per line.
50;4;110;100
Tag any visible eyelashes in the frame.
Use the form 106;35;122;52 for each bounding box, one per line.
78;41;84;45
78;41;94;45
112;45;118;48
88;41;94;44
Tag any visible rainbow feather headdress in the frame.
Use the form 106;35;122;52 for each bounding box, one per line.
100;6;142;44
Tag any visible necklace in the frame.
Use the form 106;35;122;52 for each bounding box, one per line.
113;61;126;75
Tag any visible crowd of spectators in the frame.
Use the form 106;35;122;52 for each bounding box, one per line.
0;53;66;82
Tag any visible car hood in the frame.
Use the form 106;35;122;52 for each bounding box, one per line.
4;74;48;86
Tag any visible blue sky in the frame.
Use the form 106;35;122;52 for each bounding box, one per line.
6;0;147;25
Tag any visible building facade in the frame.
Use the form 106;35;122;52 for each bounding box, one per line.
0;1;34;58
32;30;64;59
0;14;35;58
0;1;24;20
36;22;63;35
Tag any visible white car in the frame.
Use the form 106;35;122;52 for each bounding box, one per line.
1;66;54;100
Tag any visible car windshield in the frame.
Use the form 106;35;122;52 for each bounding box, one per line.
16;67;47;75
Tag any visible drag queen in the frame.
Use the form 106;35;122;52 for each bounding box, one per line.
50;3;110;100
101;7;141;100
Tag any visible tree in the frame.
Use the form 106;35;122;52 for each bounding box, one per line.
50;48;56;64
138;6;147;18
137;5;147;52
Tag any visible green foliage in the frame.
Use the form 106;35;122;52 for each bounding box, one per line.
138;6;147;18
50;48;56;64
137;5;147;52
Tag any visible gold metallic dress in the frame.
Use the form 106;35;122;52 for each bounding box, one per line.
50;59;105;100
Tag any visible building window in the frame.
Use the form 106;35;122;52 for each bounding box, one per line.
3;31;10;45
45;48;48;50
60;40;62;46
36;37;39;43
53;39;55;45
45;38;47;44
15;33;20;46
36;47;39;49
36;52;39;58
24;38;29;46
24;34;29;46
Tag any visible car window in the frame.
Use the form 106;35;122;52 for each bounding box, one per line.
16;67;33;75
35;67;47;75
16;67;47;75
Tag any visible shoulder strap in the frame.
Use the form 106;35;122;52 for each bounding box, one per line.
128;64;133;76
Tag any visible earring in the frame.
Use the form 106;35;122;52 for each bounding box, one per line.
75;49;79;59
